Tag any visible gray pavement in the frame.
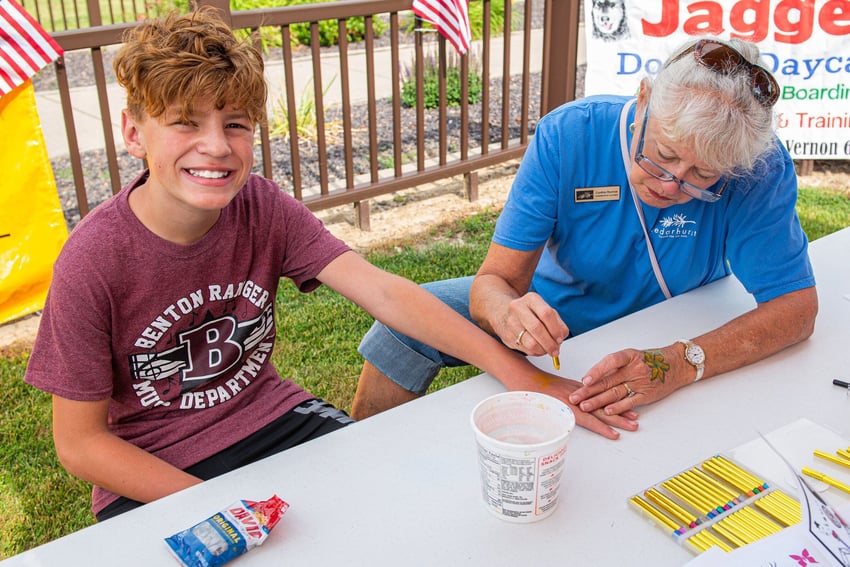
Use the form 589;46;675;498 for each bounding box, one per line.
35;28;586;161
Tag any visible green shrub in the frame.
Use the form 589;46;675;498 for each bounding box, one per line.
288;15;387;48
291;10;387;47
467;0;510;39
269;77;339;142
146;0;190;19
289;18;340;48
400;52;483;109
231;0;386;49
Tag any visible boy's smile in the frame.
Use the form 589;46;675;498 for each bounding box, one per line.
121;101;256;244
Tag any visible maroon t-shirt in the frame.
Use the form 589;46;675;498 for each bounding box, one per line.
25;172;350;514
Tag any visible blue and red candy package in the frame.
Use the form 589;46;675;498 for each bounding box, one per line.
165;495;289;566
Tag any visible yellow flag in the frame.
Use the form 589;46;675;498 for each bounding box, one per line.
0;80;67;324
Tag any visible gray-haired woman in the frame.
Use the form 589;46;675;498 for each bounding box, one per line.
352;37;817;440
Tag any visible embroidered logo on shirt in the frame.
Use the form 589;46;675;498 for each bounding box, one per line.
653;213;697;239
574;186;620;202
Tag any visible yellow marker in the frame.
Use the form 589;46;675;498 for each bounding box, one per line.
768;489;801;511
696;529;735;552
706;456;766;495
814;449;850;470
719;513;761;543
767;490;803;524
739;506;783;535
692;468;739;502
730;508;773;540
754;494;799;526
552;356;560;370
664;477;714;515
629;495;681;533
685;532;711;552
703;460;750;493
645;488;699;527
802;467;850;495
711;521;749;548
715;455;764;487
682;470;728;508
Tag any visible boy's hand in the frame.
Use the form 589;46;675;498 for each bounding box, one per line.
507;370;639;440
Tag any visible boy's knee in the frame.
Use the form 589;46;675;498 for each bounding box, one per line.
351;361;420;420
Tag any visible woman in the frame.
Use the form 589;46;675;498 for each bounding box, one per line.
352;37;817;434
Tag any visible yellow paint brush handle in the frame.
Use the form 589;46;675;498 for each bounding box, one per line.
814;449;850;470
802;467;850;495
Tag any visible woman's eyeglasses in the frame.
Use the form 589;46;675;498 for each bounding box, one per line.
634;106;729;203
667;39;779;107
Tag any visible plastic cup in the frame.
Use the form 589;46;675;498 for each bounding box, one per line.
470;391;575;523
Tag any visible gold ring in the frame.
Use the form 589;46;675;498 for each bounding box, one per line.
515;329;527;345
623;383;636;398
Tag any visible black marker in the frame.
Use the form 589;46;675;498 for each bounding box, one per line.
833;378;850;388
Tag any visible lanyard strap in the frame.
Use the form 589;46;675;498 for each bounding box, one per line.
618;99;673;300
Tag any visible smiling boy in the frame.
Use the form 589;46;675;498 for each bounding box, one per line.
24;7;634;522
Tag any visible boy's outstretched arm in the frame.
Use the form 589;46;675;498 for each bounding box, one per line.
318;251;639;439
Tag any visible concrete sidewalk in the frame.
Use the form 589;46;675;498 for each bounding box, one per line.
34;28;587;161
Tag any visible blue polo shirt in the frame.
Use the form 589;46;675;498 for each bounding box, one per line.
494;95;815;336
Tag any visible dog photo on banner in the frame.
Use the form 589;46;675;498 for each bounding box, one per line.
590;0;630;42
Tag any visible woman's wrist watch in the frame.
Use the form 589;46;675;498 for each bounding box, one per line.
676;339;705;382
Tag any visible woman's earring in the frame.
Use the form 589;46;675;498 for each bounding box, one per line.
629;123;635;134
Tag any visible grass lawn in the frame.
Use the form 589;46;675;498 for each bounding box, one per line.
2;186;849;559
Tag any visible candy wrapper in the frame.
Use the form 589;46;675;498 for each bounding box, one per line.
165;495;289;567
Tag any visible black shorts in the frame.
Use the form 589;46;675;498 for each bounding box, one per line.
96;398;353;522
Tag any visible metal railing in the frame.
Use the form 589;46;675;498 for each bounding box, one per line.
22;0;154;32
45;0;580;230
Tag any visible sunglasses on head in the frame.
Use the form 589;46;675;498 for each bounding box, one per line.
667;39;779;107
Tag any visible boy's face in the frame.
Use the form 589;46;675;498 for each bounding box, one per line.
122;100;255;217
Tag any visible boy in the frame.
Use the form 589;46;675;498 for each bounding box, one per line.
25;8;638;522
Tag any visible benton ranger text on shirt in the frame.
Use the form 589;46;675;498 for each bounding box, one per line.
128;279;276;410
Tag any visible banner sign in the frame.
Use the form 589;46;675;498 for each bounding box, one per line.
583;0;850;160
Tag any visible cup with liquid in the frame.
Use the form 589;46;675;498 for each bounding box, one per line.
470;391;575;522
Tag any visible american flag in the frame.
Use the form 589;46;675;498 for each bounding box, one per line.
412;0;471;55
0;0;62;96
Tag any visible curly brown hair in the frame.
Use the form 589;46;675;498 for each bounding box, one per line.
113;6;266;126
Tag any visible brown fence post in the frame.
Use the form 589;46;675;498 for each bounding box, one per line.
464;171;479;202
797;159;814;176
85;0;103;26
541;0;580;115
355;202;371;231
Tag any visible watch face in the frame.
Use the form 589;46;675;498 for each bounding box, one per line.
686;345;705;365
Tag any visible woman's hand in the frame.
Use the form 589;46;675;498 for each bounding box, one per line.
568;346;690;415
470;243;567;358
498;291;569;358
